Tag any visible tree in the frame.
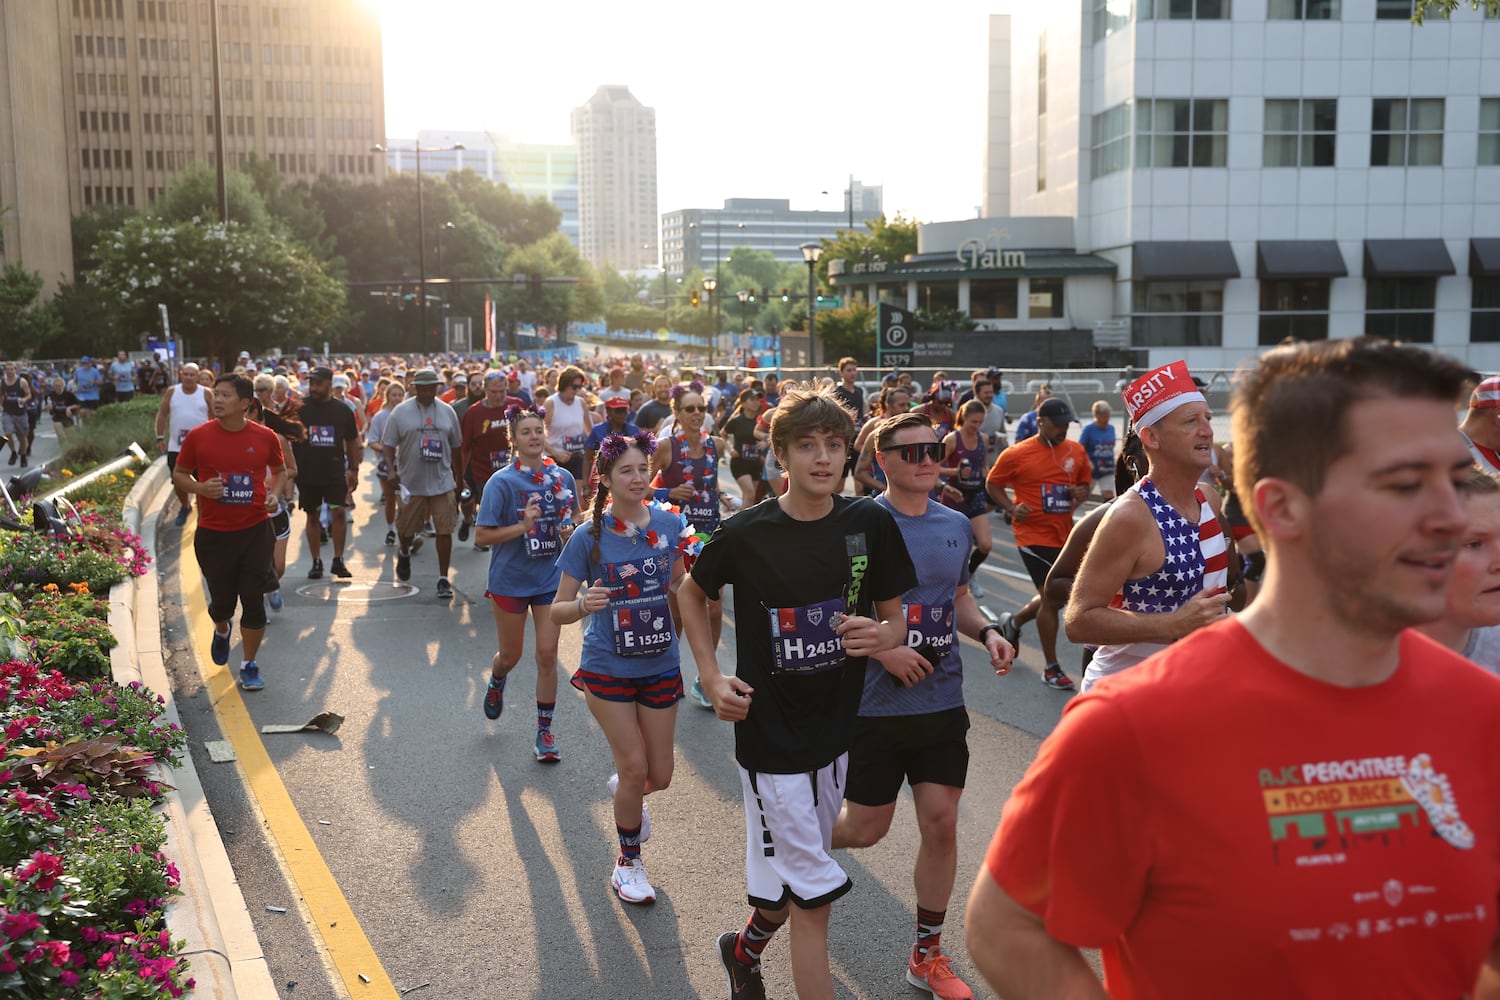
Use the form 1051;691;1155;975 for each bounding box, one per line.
1413;0;1499;22
812;302;877;365
150;163;273;231
814;213;919;290
0;265;61;358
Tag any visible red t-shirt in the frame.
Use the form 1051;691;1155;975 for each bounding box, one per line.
985;434;1091;548
176;420;284;533
460;400;516;487
985;619;1500;999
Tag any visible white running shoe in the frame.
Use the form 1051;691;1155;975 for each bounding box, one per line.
611;857;656;905
969;573;984;599
606;772;650;842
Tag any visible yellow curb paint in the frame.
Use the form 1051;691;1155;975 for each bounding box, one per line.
179;522;398;999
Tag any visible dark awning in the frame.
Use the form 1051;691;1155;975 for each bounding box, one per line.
1472;239;1500;277
1256;241;1348;280
1133;242;1240;281
1363;239;1455;278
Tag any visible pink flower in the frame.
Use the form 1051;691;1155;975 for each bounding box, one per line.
18;851;65;891
0;911;42;940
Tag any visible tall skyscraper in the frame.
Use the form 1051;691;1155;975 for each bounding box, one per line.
572;85;657;271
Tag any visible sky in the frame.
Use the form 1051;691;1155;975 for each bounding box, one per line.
369;1;999;232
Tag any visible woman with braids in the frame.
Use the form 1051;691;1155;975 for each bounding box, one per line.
938;398;996;596
650;384;727;709
367;380;407;546
474;403;580;763
251;373;306;613
551;430;700;906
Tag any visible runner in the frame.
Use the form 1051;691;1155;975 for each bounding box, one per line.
459;371;520;551
249;373;303;613
635;375;674;433
381;368;463;599
677;385;916;1000
1066;361;1234;692
172;374;285;691
552;429;699;905
721;386;766;506
544;365;593;481
291;367;361;581
1414;466;1500;674
155;362;212;526
474;403;579;761
967;337;1500;999
73;356;102;415
852;385;913;497
368;380;406;547
1460;373;1500;474
1078;401;1117;500
108;350;137;404
916;381;959;440
583;396;639;499
1;363;32;469
45;376;81;450
832;410;1014;1000
938;400;993;599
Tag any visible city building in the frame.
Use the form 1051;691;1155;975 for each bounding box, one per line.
999;0;1500;371
982;14;1013;217
572;84;657;271
382;129;579;245
662;185;884;275
0;0;386;296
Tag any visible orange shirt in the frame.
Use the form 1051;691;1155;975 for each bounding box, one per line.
985;434;1090;548
985;621;1500;1000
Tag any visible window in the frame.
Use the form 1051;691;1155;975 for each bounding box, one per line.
1264;99;1337;166
1141;0;1231;16
1037;32;1048;192
1092;0;1131;42
1481;99;1500;166
918;281;960;315
1375;0;1413;17
1473;277;1500;342
1259;279;1331;344
969;280;1019;320
1132;281;1225;346
1092;103;1132;178
1365;278;1436;341
1372;98;1444;166
1028;277;1065;319
1137;99;1228;167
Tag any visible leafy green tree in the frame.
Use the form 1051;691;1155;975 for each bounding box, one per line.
241;155;336;262
1413;0;1498;23
812;302;877;365
150;163;273;231
0;265;61;357
814;213;920;290
47;278;121;357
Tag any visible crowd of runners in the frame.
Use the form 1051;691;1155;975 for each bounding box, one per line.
18;336;1500;999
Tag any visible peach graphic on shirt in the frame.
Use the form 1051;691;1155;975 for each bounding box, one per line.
1400;753;1474;851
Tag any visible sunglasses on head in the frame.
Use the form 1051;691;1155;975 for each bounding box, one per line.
679;404;706;414
880;441;944;464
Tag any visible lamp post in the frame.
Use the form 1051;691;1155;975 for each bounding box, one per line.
435;220;455;343
702;277;718;365
372;140;465;346
821;174;856;234
800;242;823;373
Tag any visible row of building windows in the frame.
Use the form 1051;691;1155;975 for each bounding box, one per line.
1091;97;1500;175
79;110;131;132
76;72;128;97
139;75;190;99
142;112;191;135
82;185;136;207
262;43;313;66
137;36;189;61
74;35;127;59
74;0;126;20
144;149;189;172
81;147;133;171
260;5;312;31
1094;0;1495;37
323;82;374;104
324;47;373;68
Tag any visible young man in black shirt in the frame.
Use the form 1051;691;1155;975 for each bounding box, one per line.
291;367;362;579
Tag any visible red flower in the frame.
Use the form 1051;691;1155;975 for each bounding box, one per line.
18;851;64;891
0;911;41;941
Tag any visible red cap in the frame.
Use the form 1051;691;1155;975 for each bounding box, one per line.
1123;360;1206;430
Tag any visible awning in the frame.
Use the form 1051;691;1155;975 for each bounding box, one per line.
1363;239;1455;278
1256;241;1348;280
1472;239;1500;277
1133;242;1240;281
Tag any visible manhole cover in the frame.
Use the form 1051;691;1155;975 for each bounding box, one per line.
293;582;420;603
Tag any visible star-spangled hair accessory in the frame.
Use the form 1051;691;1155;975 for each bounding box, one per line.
1122;360;1206;431
597;430;658;468
505;402;544;425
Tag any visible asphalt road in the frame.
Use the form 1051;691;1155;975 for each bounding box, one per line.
155;461;1098;1000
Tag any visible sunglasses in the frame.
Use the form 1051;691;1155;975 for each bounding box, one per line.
880;442;944;464
679;405;706;414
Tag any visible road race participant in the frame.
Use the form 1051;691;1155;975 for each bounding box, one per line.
73;356;102;414
45;377;81;450
852;385;914;496
474;403;579;761
1011;385;1052;445
292;367;361;581
1460;373;1500;474
938;400;993;599
916;381;958;440
1;364;32;468
156;363;212;526
544;365;594;481
1078;401;1117;500
583;397;639;499
459;372;521;550
651;385;725;709
721;387;766;505
1066;362;1233;692
967;336;1500;1000
972;379;1008;455
248;374;303;613
635;376;674;433
108;350;137;403
1415;466;1500;674
677;386;915;1000
173;375;285;692
381;368;463;599
984;396;1091;690
368;381;406;546
552;430;699;905
832;411;1014;1000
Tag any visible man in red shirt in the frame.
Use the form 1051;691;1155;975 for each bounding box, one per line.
968;338;1500;1000
458;371;522;550
174;374;286;692
985;397;1092;690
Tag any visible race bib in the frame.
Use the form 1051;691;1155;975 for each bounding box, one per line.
177;427;190;447
221;472;254;505
684;489;719;531
523;505;559;560
308;424;336;448
611;597;673;658
564;433;586;453
1042;483;1073;515
488;449;510;471
904;601;957;661
420;436;443;463
767;597;847;675
739;441;760;460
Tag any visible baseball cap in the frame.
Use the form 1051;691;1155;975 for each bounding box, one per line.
411;368;441;386
297;361;309;372
332;374;350;388
604;397;630;409
934;380;959;402
80;355;92;363
1038;398;1077;424
308;366;334;381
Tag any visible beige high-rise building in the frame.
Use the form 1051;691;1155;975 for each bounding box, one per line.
0;0;386;296
572;85;657;271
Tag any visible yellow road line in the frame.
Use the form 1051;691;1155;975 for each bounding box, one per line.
178;522;398;999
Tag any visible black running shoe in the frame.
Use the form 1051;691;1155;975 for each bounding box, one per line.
396;552;411;582
330;557;351;579
717;932;766;1000
457;518;471;543
384;529;396;547
998;611;1021;653
307;558;323;580
435;578;453;600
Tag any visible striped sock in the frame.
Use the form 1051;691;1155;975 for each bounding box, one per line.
734;909;783;966
617;824;642;863
536;701;555;732
915;905;946;959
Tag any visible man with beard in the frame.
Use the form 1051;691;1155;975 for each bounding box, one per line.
291;367;361;580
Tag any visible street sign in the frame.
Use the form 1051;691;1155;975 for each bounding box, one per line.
877;302;913;371
815;296;843;310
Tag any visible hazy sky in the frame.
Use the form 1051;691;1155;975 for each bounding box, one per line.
370;0;996;230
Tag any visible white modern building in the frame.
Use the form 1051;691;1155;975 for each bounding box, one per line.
572;85;658;271
996;1;1500;372
663;184;883;275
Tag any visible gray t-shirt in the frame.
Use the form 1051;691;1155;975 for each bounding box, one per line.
1463;625;1500;676
380;397;461;497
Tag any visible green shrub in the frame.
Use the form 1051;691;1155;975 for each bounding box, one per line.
58;398;158;470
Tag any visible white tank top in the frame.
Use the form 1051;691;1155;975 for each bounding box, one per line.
166;384;210;452
548;394;588;454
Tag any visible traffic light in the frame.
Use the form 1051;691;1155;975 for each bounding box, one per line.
746;290;756;303
690;290;701;307
815;288;825;302
780;288;790;303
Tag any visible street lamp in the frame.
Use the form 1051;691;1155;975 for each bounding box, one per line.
736;290;750;366
436;220;455;340
371;140;465;345
702;277;718;365
801;242;823;372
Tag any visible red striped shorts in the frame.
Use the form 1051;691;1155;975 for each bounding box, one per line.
570;666;684;707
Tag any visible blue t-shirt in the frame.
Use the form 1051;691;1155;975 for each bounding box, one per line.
1079;421;1117;482
556;504;688;679
476;461;579;598
74;366;102;401
861;496;973;717
584;420;639;453
1014;409;1038;443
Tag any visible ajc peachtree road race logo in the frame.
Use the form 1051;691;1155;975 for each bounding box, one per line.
1259;753;1474;865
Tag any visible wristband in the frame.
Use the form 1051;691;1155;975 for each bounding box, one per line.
155;434;165;440
979;624;1004;642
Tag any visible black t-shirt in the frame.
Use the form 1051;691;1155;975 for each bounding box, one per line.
290;397;358;484
48;390;80;424
636;399;672;432
722;414;761;462
690;495;916;773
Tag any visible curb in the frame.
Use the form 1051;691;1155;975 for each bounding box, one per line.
113;457;278;1000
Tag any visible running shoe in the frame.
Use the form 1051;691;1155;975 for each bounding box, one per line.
18;455;25;468
457;518;471;543
907;947;973;1000
330;557;351;580
474;542;489;553
606;772;650;842
384;529;397;547
267;588;283;612
968;573;984;599
534;729;561;763
483;675;506;720
611;857;656;905
424;519;436;537
717;931;766;1000
689;677;714;710
210;624;231;666
307;558;324;580
1042;664;1075;691
238;661;264;691
409;535;424;555
396;552;411;582
5;451;13;466
173;506;189;527
998;611;1021;652
435;577;454;600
